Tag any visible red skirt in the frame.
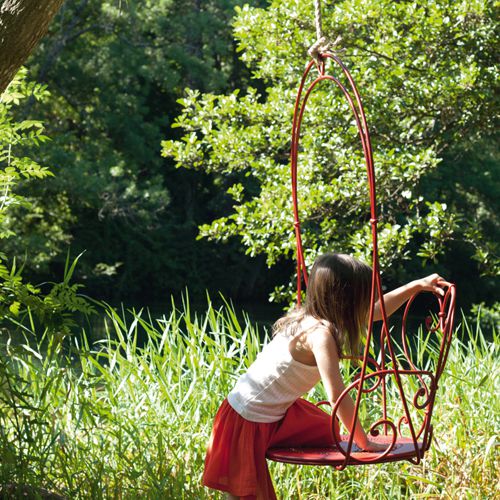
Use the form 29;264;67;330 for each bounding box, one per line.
202;398;338;499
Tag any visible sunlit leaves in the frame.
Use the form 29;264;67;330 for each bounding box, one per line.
0;68;52;233
163;0;498;298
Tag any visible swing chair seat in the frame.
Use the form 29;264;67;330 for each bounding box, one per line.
267;435;427;466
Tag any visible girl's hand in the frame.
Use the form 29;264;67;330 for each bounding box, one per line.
374;274;450;322
415;273;447;296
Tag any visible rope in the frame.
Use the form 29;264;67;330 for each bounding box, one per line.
308;0;342;64
313;0;323;41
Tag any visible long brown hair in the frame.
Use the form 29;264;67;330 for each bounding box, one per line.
273;253;372;356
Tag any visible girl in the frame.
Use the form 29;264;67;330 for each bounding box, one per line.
203;253;446;500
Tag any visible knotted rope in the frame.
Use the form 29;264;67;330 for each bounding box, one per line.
308;0;342;64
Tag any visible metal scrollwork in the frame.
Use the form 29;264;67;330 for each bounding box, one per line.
270;47;459;469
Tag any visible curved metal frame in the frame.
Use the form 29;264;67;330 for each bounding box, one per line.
271;53;457;470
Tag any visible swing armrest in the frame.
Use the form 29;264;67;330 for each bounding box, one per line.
315;400;341;442
315;400;331;409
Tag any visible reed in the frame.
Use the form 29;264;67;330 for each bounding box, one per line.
0;296;498;498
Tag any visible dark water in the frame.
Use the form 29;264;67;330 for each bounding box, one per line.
85;298;284;343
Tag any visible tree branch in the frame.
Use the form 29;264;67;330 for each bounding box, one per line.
0;0;65;94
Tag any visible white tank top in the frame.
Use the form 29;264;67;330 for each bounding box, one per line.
227;333;321;423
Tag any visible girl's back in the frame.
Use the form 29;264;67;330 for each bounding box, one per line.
227;321;322;423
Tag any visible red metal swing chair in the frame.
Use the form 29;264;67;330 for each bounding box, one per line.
266;51;457;470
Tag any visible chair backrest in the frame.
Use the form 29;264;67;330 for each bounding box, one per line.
290;53;457;469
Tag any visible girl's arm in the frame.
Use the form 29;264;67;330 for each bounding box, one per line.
373;273;447;322
311;328;385;451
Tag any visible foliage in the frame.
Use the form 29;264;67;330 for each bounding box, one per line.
162;0;499;302
469;301;500;334
8;0;267;303
0;297;498;498
0;68;94;339
2;0;496;308
0;67;53;241
0;251;96;343
421;137;499;279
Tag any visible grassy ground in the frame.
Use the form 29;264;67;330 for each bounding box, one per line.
0;297;498;499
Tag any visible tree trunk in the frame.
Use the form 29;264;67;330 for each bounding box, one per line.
0;0;65;94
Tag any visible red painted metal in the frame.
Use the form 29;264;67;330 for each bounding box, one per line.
267;52;457;469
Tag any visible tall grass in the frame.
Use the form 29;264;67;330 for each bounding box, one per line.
0;297;498;498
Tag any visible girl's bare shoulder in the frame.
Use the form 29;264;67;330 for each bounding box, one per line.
301;317;333;345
